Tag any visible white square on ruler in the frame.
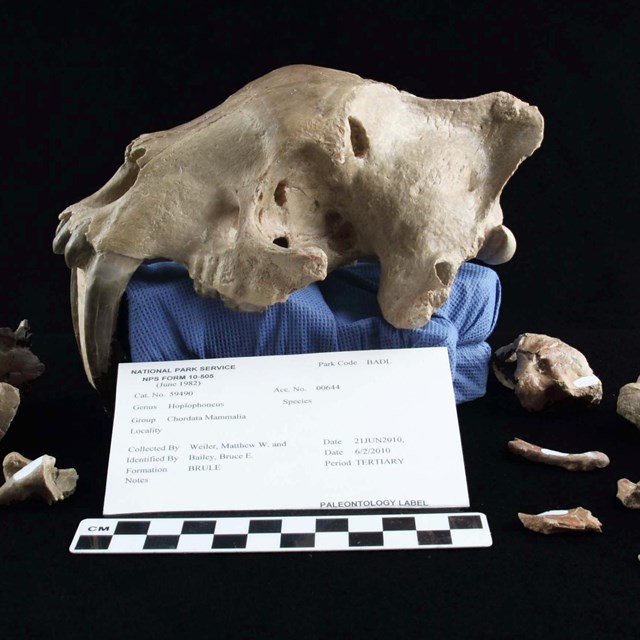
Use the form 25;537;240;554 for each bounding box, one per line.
214;518;250;534
383;530;418;548
314;531;349;550
451;528;490;547
281;517;316;533
109;534;147;552
415;513;450;530
177;534;215;552
148;519;183;535
348;515;383;532
245;533;282;551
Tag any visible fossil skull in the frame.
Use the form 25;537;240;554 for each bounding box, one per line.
53;65;544;388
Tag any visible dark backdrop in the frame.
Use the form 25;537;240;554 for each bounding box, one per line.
1;2;639;639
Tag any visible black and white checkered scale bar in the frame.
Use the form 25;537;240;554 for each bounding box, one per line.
70;512;491;553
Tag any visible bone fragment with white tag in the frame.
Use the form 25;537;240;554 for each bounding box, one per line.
508;438;609;471
53;64;544;388
616;376;640;429
493;333;602;411
518;507;602;534
0;452;78;506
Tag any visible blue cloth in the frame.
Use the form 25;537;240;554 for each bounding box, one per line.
125;261;501;403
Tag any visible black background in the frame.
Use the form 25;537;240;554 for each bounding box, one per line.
1;1;639;639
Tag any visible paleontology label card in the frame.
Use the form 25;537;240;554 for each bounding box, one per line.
103;347;469;514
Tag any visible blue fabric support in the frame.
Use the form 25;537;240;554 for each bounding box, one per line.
125;261;501;403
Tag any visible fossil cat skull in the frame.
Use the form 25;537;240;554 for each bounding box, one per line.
53;65;544;388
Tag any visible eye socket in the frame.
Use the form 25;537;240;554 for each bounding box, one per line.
273;237;289;248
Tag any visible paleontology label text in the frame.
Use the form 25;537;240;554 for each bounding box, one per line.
103;347;469;514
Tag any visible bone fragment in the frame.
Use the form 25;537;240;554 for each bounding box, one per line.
493;333;602;411
508;438;609;471
616;376;640;429
518;507;602;534
0;382;20;441
0;319;45;387
54;64;544;389
616;478;640;509
0;452;78;506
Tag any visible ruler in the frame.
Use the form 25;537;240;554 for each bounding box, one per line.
70;512;491;553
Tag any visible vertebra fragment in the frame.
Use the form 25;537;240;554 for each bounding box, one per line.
493;333;602;411
0;452;78;506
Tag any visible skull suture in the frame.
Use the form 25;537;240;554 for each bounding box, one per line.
53;65;544;388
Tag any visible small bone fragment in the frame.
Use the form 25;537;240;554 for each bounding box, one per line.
616;478;640;509
508;438;609;471
493;333;602;411
0;382;20;441
0;452;78;506
518;507;602;534
0;319;45;387
616;376;640;429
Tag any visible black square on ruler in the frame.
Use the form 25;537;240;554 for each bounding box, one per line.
383;517;416;531
182;520;217;535
448;515;483;529
417;530;453;545
349;531;384;547
316;518;349;532
75;535;112;550
212;534;248;549
249;520;282;533
143;535;180;550
280;533;315;548
114;521;150;535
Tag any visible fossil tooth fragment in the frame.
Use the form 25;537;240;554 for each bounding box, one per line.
508;438;609;471
493;333;602;411
518;507;602;534
616;376;640;429
54;64;544;388
616;479;640;509
0;382;20;442
0;452;78;506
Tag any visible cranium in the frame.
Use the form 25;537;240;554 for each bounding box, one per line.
53;65;544;388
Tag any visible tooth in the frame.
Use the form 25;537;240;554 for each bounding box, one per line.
62;218;94;268
71;253;141;388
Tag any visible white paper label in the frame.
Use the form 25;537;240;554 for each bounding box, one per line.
573;375;600;388
12;456;45;482
103;347;469;515
540;448;569;457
